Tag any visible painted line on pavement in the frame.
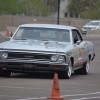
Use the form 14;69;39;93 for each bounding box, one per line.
70;96;100;100
0;85;73;92
0;34;10;38
17;97;47;100
17;92;100;100
0;94;22;98
61;92;100;98
0;86;51;91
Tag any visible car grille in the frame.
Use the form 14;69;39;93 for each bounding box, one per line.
7;52;51;61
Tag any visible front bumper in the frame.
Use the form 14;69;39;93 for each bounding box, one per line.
0;60;68;73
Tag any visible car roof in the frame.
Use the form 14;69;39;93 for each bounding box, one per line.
19;24;76;30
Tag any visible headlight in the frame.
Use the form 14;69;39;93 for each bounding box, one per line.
51;55;58;62
2;53;8;59
58;55;65;62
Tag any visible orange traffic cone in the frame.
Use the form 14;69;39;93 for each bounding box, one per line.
47;73;64;100
6;30;9;36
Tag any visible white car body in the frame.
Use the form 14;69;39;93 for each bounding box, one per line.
82;20;100;34
0;24;95;78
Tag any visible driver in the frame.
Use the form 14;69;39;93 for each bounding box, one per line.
55;32;63;40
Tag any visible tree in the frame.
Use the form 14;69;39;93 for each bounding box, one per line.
42;0;58;13
0;0;22;14
0;0;49;16
0;0;5;14
67;0;100;19
19;0;49;16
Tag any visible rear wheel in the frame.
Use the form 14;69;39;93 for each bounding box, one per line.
0;69;11;77
74;57;90;75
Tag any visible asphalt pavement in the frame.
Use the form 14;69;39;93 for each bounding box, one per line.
0;35;100;100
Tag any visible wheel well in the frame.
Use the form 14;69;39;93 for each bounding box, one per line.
70;57;74;67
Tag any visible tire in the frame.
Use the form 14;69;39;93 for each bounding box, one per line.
74;57;90;75
64;60;72;79
0;69;11;77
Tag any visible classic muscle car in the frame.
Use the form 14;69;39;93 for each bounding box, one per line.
0;24;95;79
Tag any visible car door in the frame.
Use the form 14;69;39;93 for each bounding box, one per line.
75;30;87;61
72;29;86;68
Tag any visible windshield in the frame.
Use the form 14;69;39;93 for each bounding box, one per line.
87;21;99;26
13;27;70;42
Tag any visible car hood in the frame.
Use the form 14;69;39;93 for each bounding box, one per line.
1;40;69;52
83;25;98;28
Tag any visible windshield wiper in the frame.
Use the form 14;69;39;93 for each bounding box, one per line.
14;38;28;40
41;39;52;41
40;39;58;43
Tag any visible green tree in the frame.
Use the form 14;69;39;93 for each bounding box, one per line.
0;0;4;14
0;0;22;14
19;0;49;16
0;0;49;16
67;0;100;19
42;0;58;13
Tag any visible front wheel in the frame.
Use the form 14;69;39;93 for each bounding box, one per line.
64;60;72;79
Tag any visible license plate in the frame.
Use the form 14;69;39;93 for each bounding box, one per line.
22;64;34;68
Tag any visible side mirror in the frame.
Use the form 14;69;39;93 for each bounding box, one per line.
76;40;81;45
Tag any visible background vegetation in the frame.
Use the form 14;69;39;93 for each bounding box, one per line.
0;0;100;19
0;0;58;16
68;0;100;19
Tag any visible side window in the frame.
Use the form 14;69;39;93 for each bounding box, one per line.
72;30;79;44
72;29;83;44
75;30;83;41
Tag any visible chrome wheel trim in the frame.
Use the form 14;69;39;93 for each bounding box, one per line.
68;67;72;77
86;58;90;73
68;61;72;77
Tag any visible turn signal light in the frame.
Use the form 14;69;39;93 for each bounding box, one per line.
0;62;4;66
54;66;60;69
